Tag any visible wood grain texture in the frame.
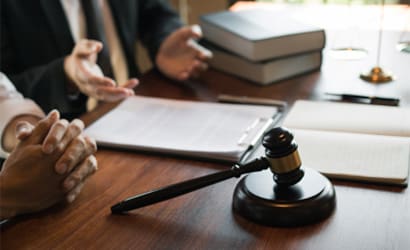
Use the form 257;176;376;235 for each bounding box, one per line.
1;5;410;250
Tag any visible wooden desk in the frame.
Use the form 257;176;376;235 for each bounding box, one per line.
1;5;410;250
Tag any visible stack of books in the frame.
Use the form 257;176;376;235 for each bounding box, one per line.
199;8;325;85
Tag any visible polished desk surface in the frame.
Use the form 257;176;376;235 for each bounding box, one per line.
1;4;410;250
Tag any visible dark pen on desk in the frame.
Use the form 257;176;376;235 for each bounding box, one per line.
325;93;400;106
218;94;287;111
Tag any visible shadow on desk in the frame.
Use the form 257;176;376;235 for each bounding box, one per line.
332;179;407;193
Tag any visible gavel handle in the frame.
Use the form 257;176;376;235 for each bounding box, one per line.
111;157;269;213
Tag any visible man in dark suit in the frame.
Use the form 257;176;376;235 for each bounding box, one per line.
0;0;211;118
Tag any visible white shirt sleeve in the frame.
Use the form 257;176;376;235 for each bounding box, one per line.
0;73;45;158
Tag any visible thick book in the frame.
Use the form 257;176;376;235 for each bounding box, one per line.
200;9;325;62
200;39;322;85
84;96;281;163
279;100;410;186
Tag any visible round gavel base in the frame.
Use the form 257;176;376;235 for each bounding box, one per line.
232;167;336;227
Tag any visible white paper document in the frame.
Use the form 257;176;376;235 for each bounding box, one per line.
85;96;280;162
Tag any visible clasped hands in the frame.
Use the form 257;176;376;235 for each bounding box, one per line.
0;111;97;219
63;25;212;102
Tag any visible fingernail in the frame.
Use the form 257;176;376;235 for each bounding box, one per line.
16;124;29;134
67;194;76;203
64;180;75;190
48;110;57;118
47;110;59;121
204;49;213;58
56;163;67;174
191;24;202;35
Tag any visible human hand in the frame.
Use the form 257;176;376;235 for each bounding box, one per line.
1;114;42;153
64;39;138;102
0;111;97;219
155;25;213;81
16;110;98;203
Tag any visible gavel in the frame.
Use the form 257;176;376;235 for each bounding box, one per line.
111;127;336;227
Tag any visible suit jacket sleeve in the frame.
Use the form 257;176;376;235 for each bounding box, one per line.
0;73;45;159
0;2;86;118
138;0;184;61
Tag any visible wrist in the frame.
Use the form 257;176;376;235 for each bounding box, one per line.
0;175;18;220
64;56;80;97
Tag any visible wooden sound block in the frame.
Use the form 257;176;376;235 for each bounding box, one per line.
232;167;336;227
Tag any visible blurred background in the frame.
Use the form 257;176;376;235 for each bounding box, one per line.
137;0;409;72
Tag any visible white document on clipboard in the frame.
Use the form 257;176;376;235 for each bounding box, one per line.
85;95;281;162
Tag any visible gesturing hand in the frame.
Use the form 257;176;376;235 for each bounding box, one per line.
156;25;213;81
64;39;138;102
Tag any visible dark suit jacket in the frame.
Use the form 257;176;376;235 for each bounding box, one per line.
0;0;182;118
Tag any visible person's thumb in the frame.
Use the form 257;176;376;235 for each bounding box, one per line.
15;121;35;141
22;110;60;145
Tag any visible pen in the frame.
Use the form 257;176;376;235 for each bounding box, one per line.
218;94;287;110
325;93;400;106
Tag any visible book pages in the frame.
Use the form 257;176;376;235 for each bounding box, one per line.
283;100;410;137
293;129;410;184
281;100;410;185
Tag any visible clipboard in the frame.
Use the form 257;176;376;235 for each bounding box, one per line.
85;95;283;163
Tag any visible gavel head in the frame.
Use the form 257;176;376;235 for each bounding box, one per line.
262;127;304;186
